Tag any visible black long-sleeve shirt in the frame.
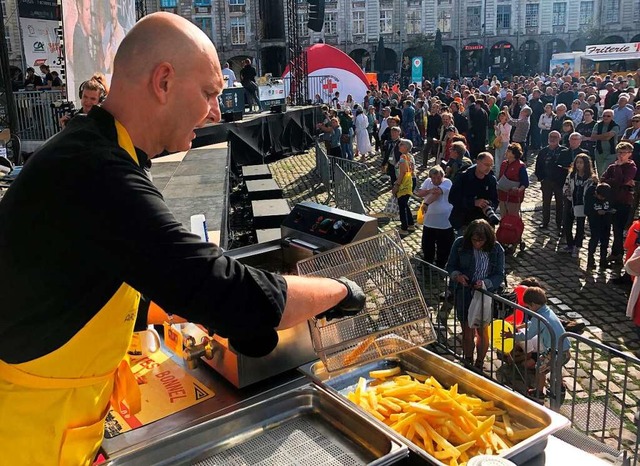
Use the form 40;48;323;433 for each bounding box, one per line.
0;107;287;363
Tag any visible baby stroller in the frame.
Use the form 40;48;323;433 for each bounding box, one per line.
496;191;525;254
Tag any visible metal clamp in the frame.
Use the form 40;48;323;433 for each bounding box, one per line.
183;335;220;370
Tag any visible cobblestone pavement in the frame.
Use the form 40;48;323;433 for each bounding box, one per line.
270;149;638;358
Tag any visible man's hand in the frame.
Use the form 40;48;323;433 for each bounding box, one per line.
317;277;366;321
475;198;489;209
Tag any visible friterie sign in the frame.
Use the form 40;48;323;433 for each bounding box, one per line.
585;42;640;58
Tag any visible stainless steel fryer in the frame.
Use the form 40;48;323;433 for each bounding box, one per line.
300;347;570;466
105;383;408;466
180;202;380;388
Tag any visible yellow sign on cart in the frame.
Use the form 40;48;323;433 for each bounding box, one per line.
104;350;215;438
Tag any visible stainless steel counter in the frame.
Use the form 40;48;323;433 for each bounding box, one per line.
103;347;618;466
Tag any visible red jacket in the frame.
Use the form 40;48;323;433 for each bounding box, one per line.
498;159;527;203
601;161;637;205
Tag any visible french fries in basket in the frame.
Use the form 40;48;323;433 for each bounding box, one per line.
346;370;541;466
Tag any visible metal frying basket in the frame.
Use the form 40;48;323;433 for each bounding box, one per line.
297;232;436;372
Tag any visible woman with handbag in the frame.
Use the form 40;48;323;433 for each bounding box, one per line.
493;111;512;174
497;143;529;216
561;154;598;257
446;219;505;371
392;139;417;235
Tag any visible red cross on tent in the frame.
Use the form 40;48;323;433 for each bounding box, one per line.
322;78;338;92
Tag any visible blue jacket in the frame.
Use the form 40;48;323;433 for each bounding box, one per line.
446;237;505;292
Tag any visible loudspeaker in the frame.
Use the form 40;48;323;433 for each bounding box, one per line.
307;0;325;32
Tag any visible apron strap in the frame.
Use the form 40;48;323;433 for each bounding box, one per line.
110;358;142;415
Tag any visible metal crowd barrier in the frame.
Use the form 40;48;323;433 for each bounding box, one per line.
410;257;560;404
314;140;332;200
333;163;367;215
282;75;332;104
412;256;639;464
554;333;640;465
14;90;66;141
329;156;374;208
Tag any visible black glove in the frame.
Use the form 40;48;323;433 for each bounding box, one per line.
317;277;366;321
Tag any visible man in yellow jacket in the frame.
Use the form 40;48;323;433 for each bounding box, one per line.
0;12;364;466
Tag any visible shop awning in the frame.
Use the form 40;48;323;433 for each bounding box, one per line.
584;52;639;62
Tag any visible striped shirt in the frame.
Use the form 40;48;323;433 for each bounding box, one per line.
472;249;490;283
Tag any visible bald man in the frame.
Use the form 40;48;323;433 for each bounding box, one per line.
0;13;363;465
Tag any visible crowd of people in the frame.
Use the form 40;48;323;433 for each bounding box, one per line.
315;69;640;360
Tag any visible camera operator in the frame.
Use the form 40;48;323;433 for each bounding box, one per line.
448;152;499;234
59;78;106;129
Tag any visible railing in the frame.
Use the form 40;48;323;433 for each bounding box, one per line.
283;75;338;105
329;156;374;209
411;257;561;405
555;333;640;464
13;90;66;141
412;256;639;464
313;139;376;210
314;140;332;201
333;163;367;215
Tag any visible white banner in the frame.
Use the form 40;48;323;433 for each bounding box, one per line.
19;18;64;75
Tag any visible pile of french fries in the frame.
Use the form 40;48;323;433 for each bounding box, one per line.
345;367;541;466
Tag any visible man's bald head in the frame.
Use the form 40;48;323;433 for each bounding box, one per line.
103;12;224;157
113;12;218;81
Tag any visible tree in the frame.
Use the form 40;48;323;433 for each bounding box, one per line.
406;32;442;80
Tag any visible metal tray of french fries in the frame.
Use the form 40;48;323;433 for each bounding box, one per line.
297;232;436;372
107;383;408;465
300;347;570;466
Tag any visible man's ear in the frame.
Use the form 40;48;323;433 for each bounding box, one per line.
150;62;174;104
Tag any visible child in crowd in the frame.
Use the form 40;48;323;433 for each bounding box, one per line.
504;287;571;402
585;182;616;269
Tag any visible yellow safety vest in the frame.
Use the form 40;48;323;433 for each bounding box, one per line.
0;120;143;466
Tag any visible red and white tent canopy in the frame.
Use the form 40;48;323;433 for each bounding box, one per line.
283;44;370;104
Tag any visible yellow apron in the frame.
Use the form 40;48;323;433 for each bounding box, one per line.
0;120;143;466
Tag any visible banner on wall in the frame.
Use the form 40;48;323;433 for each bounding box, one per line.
18;0;63;77
411;57;423;84
19;18;64;74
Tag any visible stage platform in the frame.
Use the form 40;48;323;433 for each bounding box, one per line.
193;105;321;166
150;143;229;247
149;106;319;249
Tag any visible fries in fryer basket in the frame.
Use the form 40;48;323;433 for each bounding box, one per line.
345;370;541;466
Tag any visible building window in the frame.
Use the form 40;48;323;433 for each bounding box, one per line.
634;0;640;21
298;9;309;36
437;9;451;33
4;33;10;53
228;0;245;4
230;16;246;44
160;0;176;7
194;17;212;39
380;9;393;33
552;2;566;26
604;0;619;23
579;1;594;25
525;4;539;27
496;5;511;29
325;11;337;34
353;10;365;34
467;6;481;31
195;0;211;6
407;9;421;34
